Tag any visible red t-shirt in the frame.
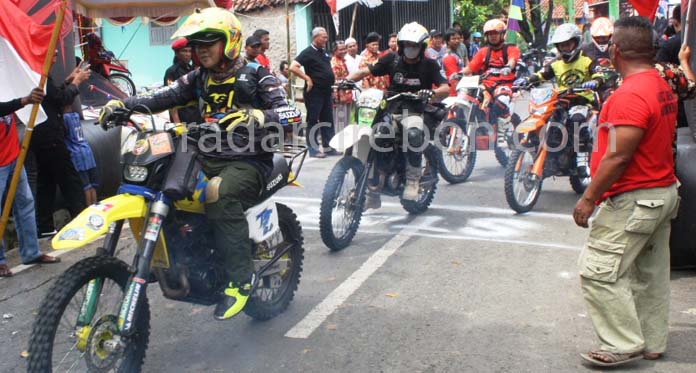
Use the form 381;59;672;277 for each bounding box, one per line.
256;53;271;72
442;51;463;96
0;114;19;167
468;45;519;88
591;69;677;202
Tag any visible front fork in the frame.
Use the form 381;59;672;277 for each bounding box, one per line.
117;196;170;336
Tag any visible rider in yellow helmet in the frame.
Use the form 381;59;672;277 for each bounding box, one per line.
99;7;301;320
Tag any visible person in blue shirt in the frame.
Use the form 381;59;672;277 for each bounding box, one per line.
469;32;482;59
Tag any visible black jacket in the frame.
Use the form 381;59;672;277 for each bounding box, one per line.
0;99;23;117
32;76;80;149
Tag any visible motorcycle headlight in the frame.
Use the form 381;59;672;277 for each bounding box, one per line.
124;165;148;182
358;108;377;125
530;105;548;116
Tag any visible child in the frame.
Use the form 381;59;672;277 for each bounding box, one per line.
63;65;99;205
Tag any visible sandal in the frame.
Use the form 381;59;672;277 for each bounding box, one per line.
24;254;61;265
0;264;13;277
580;350;643;367
644;352;662;360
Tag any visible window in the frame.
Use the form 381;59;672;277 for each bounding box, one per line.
150;23;177;46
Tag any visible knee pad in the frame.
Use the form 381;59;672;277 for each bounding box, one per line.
406;127;425;149
568;105;590;124
205;176;223;204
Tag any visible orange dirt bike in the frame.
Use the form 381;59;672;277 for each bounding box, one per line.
437;70;521;184
504;84;600;213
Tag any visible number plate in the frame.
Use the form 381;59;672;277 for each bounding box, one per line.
245;200;280;243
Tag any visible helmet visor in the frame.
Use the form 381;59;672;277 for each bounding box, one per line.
187;31;226;45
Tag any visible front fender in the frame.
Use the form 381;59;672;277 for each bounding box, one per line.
329;124;373;152
52;194;148;250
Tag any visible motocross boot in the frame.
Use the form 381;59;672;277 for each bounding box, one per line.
496;117;510;147
365;190;381;210
403;163;422;201
214;274;256;320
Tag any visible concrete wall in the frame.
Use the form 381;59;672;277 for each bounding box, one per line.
101;18;185;89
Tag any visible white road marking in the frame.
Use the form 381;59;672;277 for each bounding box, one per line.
285;221;419;339
0;248;73;279
274;196;574;221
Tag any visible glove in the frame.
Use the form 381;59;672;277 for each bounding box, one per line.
499;67;512;76
581;80;598;90
513;78;529;87
97;100;125;129
219;109;264;131
417;89;434;101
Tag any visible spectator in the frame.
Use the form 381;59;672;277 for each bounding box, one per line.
460;29;471;62
277;60;290;89
385;32;398;55
253;29;272;72
345;37;363;74
63;65;99;206
470;31;482;59
452;21;462;31
442;28;467;96
425;30;446;65
31;57;88;239
657;5;687;128
289;27;337;158
1;88;60;277
244;36;262;63
331;40;352;131
359;32;389;92
574;16;680;368
164;38;200;124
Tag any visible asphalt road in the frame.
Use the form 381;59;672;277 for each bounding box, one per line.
1;148;695;372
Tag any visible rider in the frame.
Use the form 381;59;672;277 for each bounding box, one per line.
98;7;301;320
581;17;613;61
514;23;604;177
346;22;448;207
461;19;520;147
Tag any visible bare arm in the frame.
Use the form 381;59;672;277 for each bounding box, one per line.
346;67;372;82
679;44;695;82
432;83;449;99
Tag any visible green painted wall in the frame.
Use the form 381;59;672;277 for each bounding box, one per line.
101;17;185;89
294;4;312;56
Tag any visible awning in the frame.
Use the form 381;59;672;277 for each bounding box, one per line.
74;0;211;19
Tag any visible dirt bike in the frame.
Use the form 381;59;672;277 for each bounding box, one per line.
504;84;599;213
83;32;137;96
437;71;521;184
515;44;545;79
318;82;439;251
27;107;306;371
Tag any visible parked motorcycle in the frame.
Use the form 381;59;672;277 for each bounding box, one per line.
504;85;599;213
28;107;306;371
319;82;439;251
84;32;137;96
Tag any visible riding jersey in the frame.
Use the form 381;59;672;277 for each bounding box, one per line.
368;52;447;93
534;51;603;102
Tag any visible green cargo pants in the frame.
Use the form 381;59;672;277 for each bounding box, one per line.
579;183;679;354
202;159;264;285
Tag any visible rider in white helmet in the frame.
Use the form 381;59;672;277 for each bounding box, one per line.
581;17;613;61
347;22;449;207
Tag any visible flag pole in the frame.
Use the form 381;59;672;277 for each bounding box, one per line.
349;3;358;39
0;0;66;242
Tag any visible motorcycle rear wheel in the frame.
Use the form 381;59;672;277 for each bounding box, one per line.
319;156;366;251
109;73;137;97
28;256;150;372
245;203;304;320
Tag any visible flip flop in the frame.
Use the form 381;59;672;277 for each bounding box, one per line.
580;350;643;367
644;352;663;360
24;254;61;265
0;264;13;277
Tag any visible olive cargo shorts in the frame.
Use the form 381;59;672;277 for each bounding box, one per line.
578;183;679;354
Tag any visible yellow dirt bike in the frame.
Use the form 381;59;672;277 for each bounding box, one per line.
27;107;307;371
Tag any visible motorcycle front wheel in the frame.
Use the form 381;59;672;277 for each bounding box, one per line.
319;156;366;251
109;73;137;96
504;148;543;213
437;117;477;184
401;145;439;214
28;256;150;372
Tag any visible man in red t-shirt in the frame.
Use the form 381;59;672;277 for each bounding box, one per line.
461;19;519;144
573;17;680;368
253;29;272;73
0;88;61;277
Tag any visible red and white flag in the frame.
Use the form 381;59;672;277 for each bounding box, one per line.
0;0;53;124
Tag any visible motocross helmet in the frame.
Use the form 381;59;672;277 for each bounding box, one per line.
483;19;506;46
171;7;243;61
550;23;582;62
397;22;429;59
590;17;613;52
